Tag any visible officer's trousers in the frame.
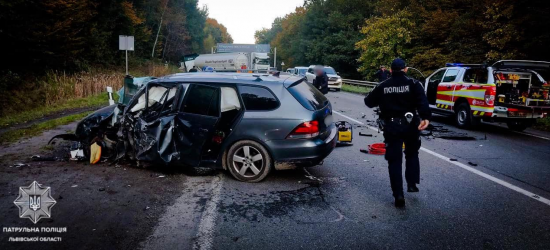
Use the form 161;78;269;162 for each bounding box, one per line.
382;119;421;197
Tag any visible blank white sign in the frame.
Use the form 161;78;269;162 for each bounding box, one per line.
119;35;134;51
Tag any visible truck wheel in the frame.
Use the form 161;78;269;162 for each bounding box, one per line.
506;121;528;131
226;140;272;182
455;103;476;129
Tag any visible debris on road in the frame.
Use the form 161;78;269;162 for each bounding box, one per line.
359;132;373;137
468;162;478;166
423;124;477;140
11;163;28;168
71;185;78;188
98;187;106;192
31;155;57;161
360;143;386;155
450;158;458;161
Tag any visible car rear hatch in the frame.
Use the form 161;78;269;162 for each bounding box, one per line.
492;60;550;111
284;79;334;141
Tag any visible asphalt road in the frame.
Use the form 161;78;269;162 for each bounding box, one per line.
1;90;550;250
143;90;550;250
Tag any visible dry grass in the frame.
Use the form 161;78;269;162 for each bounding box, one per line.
0;62;179;118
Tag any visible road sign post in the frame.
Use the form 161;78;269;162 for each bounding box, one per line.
119;35;135;76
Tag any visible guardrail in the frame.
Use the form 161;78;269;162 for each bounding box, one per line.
342;79;379;87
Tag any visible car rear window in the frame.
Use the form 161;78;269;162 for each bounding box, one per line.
239;85;280;111
287;80;328;111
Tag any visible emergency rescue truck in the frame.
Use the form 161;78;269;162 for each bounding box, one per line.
423;60;550;131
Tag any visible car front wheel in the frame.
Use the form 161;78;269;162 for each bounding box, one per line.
226;140;272;182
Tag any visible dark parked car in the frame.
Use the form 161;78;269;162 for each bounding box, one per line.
56;73;337;182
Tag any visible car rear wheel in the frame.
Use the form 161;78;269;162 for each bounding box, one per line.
226;140;272;182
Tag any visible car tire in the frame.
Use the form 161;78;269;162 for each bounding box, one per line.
226;140;272;182
506;121;528;131
335;88;341;92
455;102;476;129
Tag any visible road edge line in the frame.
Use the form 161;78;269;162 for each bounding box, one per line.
333;110;550;207
193;174;223;250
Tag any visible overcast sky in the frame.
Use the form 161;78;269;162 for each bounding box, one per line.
198;0;304;44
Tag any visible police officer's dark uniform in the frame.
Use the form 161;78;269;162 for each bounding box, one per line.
313;70;329;94
364;58;431;207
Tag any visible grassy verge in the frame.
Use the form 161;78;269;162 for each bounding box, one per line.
0;112;91;144
341;84;372;94
534;117;550;131
0;92;115;128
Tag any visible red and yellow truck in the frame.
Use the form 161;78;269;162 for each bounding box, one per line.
423;60;550;131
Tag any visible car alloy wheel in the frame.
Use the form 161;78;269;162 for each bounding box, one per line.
232;146;263;178
226;140;272;182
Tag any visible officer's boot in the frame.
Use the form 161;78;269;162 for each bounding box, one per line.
407;183;419;193
394;195;405;208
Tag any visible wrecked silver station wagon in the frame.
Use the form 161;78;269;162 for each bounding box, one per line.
51;73;337;182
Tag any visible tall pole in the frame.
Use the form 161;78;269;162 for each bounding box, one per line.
152;0;169;58
274;47;277;69
125;49;128;76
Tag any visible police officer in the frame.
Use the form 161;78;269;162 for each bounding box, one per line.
313;66;329;94
364;58;431;208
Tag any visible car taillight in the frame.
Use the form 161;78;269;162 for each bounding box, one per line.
287;121;319;139
485;87;496;106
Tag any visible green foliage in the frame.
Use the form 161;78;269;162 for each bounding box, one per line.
534;118;550;132
203;18;234;53
0;92;115;129
355;10;415;79
256;0;376;78
255;0;550;80
0;0;231;73
0;112;92;144
341;84;372;94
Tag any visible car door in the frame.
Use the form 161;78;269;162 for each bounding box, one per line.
173;83;221;167
440;68;460;109
425;69;446;105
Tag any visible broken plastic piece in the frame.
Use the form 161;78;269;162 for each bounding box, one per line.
359;132;373;137
90;142;102;164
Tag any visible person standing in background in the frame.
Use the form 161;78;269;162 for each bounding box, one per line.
374;65;390;82
313;67;329;94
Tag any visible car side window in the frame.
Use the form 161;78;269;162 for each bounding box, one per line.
442;69;459;82
181;84;220;117
239;86;279;111
429;70;446;83
463;68;489;83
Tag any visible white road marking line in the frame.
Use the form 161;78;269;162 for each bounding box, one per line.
514;131;550;141
487;124;550;141
333;110;550;207
193;175;223;250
